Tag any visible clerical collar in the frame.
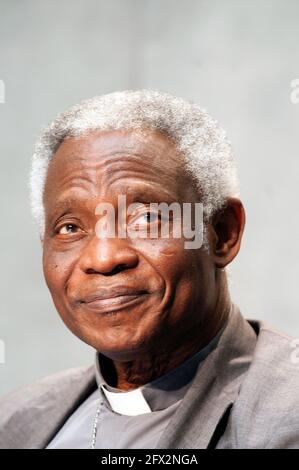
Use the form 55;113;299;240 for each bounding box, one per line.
94;315;229;416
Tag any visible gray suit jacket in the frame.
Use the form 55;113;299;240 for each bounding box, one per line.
1;304;299;449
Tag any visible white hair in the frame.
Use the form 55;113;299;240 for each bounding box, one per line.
29;89;240;241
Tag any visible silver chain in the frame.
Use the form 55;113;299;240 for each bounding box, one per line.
90;400;103;449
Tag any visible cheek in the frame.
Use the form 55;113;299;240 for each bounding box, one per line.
135;237;198;285
42;248;72;295
145;238;213;297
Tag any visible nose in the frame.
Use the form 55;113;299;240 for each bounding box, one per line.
78;235;139;276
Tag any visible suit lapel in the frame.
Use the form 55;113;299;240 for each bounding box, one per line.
0;364;97;449
155;304;258;449
41;365;97;448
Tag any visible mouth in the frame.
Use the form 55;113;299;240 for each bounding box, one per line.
80;289;149;315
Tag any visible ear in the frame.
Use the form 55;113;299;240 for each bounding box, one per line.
208;198;246;268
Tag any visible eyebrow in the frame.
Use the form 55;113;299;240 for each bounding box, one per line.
47;197;89;223
53;197;85;209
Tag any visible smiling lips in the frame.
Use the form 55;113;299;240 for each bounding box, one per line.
80;287;148;314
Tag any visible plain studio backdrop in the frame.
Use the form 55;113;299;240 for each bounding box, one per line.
0;0;298;395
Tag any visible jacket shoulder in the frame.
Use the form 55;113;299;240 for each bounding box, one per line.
0;365;95;449
223;321;299;448
0;365;90;412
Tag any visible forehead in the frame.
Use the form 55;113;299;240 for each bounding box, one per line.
50;128;182;172
43;128;196;205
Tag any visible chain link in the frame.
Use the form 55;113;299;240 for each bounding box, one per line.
90;400;103;449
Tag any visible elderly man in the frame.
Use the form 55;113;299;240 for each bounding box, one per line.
0;90;298;449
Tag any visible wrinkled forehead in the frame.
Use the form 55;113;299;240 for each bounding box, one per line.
51;128;183;170
44;128;197;202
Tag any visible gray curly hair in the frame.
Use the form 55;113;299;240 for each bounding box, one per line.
29;89;240;239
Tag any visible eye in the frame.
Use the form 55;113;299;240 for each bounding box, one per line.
136;211;161;224
56;223;80;235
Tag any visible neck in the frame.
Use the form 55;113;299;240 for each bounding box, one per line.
104;272;231;390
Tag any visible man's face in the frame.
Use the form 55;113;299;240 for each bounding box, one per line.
42;129;216;361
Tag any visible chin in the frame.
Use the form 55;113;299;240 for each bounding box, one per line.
66;315;157;359
89;334;152;361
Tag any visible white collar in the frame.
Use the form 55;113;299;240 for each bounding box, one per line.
100;385;151;416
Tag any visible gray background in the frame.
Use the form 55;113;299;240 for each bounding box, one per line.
0;0;298;396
